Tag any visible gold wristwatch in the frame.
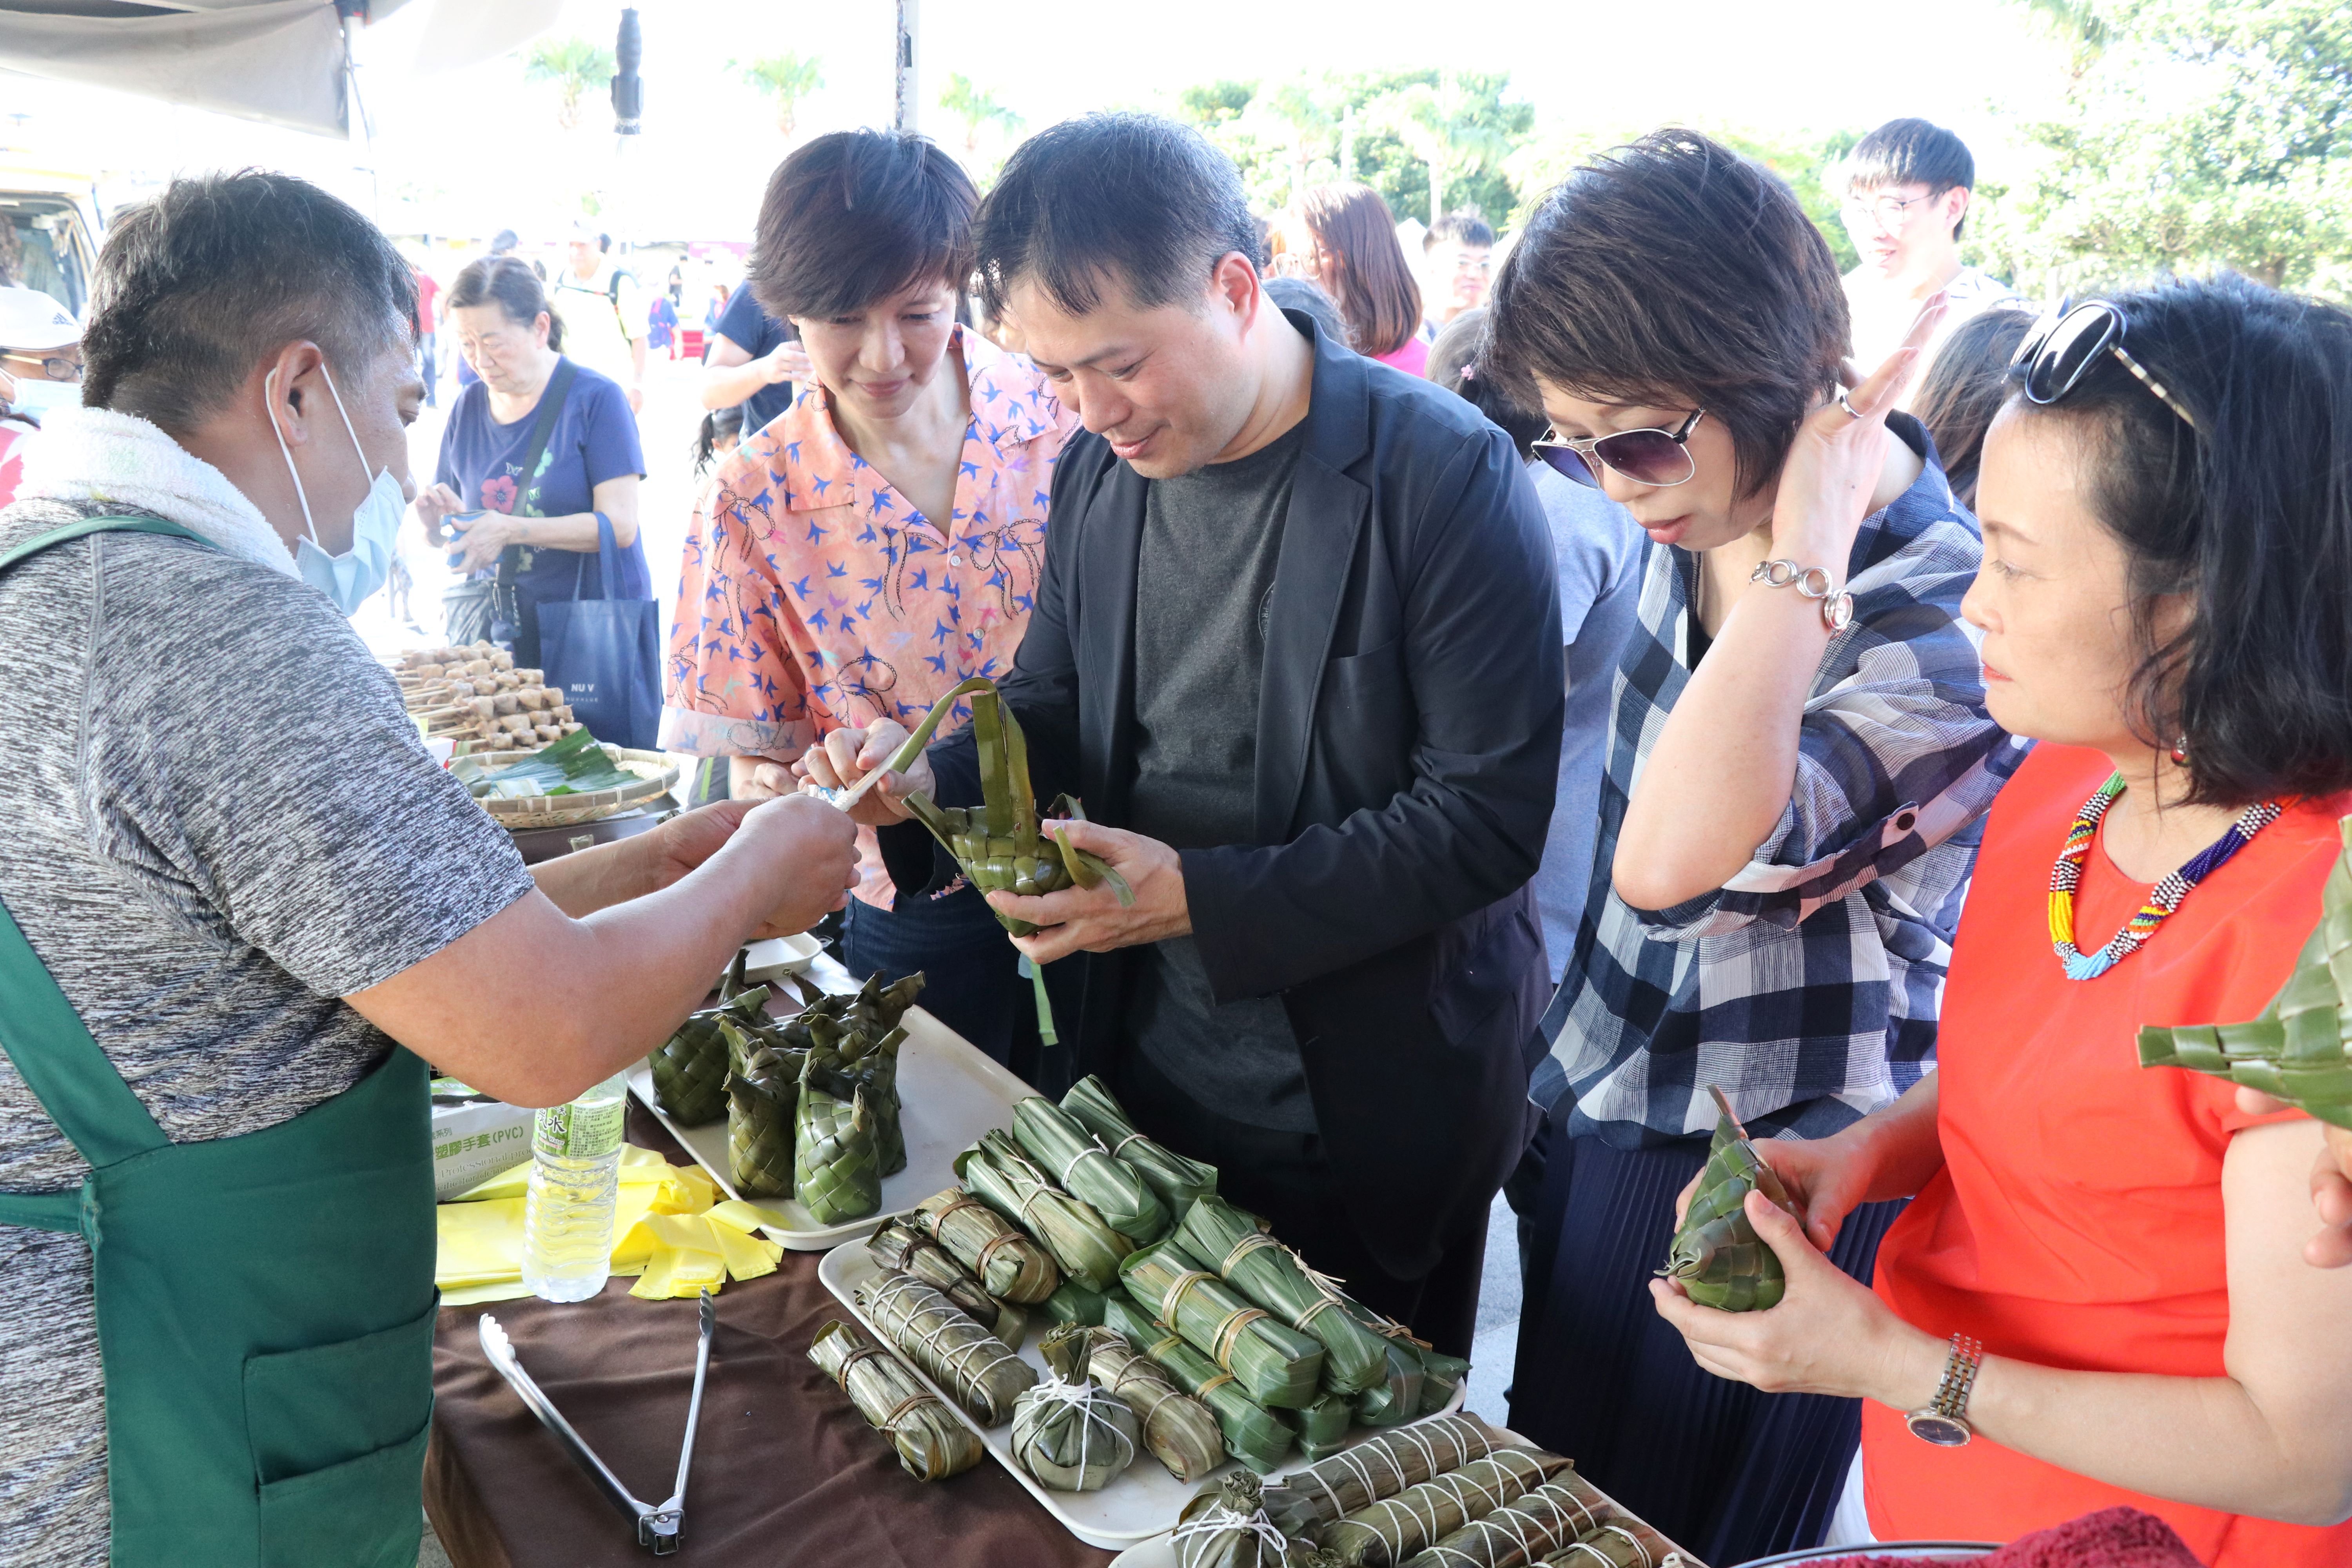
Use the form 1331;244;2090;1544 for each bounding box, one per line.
1905;1333;1984;1447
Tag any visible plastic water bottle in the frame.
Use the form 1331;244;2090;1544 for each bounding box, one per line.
522;1071;629;1302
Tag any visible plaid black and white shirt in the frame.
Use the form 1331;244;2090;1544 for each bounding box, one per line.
1543;422;2031;1146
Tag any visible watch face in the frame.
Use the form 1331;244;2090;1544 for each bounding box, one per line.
1906;1411;1972;1448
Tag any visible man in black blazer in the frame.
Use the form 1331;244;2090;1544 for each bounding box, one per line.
802;114;1562;1353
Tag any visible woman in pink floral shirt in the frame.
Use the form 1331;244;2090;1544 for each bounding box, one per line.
663;130;1076;1063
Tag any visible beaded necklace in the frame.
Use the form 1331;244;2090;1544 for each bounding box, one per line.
2047;773;2281;981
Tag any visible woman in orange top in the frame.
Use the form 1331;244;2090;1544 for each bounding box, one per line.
1651;276;2352;1564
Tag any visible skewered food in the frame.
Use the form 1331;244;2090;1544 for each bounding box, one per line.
1010;1375;1142;1492
915;1187;1061;1304
853;1270;1036;1428
1178;1196;1391;1396
1397;1473;1617;1568
1013;1094;1172;1245
1061;1074;1220;1215
885;677;1133;1043
1103;1294;1296;1473
391;642;581;750
2139;817;2352;1127
957;1129;1134;1292
864;1218;1027;1342
807;1319;984;1482
1258;1412;1499;1536
795;1054;880;1226
1174;1472;1345;1568
1039;1323;1227;1485
1120;1238;1327;1409
1656;1087;1800;1312
1320;1448;1572;1566
725;1042;796;1200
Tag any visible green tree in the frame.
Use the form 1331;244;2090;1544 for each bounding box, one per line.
1370;72;1530;228
732;52;825;141
938;72;1024;165
1995;0;2352;290
522;36;615;133
1178;80;1255;130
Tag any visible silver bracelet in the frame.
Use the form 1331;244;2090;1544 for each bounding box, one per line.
1749;557;1855;632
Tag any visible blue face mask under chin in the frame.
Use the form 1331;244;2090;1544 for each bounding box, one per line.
267;363;405;616
3;372;79;423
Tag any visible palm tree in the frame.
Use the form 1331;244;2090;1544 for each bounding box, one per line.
522;36;615;133
1378;75;1514;227
938;73;1024;162
733;53;825;141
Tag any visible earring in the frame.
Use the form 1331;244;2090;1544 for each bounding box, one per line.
2169;737;2190;765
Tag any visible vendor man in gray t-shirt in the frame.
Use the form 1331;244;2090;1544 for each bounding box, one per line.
801;114;1562;1354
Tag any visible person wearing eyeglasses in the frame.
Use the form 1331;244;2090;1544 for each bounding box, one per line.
1838;118;2019;398
1485;128;2020;1565
0;285;85;508
1649;279;2352;1567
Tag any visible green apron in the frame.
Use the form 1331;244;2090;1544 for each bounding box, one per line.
0;516;436;1567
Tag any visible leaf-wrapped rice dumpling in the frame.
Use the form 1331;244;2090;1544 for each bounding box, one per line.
1397;1473;1616;1568
865;1217;1025;1342
890;678;1133;1043
2138;817;2352;1128
1656;1087;1800;1312
853;1270;1036;1427
1293;1392;1353;1461
725;1044;797;1200
1177;1196;1390;1397
807;1319;982;1482
915;1187;1061;1304
1121;1238;1326;1408
1061;1073;1219;1215
1041;1278;1108;1328
1013;1094;1171;1245
1257;1411;1499;1537
1105;1293;1296;1473
1535;1521;1674;1568
1320;1448;1572;1566
1038;1321;1226;1484
1174;1473;1345;1568
795;1054;880;1225
958;1130;1133;1292
650;977;771;1125
1011;1375;1142;1492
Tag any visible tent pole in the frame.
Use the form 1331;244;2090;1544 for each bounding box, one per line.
893;0;920;133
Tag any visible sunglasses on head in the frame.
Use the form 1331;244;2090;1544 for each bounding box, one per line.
2013;300;2199;433
1532;408;1706;489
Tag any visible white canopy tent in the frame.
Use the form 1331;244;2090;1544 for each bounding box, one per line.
0;0;562;140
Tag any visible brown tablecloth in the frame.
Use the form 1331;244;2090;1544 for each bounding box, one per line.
425;1102;1117;1568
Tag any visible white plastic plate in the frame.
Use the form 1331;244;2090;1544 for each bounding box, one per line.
628;998;1030;1251
818;1242;1469;1552
730;933;822;988
1103;1423;1712;1568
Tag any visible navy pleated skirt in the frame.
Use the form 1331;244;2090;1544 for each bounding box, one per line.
1508;1126;1905;1567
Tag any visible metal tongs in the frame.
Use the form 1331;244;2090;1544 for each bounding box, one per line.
478;1290;716;1555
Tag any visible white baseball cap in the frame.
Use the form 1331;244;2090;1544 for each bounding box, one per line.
0;285;80;351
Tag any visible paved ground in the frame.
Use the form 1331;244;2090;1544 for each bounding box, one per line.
1464;1193;1524;1427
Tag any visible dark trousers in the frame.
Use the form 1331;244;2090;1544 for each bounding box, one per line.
841;882;1034;1077
1508;1129;1904;1566
1112;1044;1490;1357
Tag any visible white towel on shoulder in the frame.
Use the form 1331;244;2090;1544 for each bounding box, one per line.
15;406;299;578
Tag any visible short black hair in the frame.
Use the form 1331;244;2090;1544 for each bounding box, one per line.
973;113;1258;319
1487;128;1849;499
1264;276;1348;347
1846;118;1977;238
1429;307;1546;460
2003;275;2352;806
81;170;415;432
747;130;978;322
1425;210;1495;252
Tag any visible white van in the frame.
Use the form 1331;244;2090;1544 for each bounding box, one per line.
0;162;103;319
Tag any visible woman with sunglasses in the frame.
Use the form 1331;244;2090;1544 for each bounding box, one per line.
1652;278;2352;1565
1485;129;2019;1564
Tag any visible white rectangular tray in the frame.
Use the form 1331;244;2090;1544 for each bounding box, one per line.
817;1241;1468;1552
627;1000;1030;1251
729;932;822;988
1104;1425;1708;1568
